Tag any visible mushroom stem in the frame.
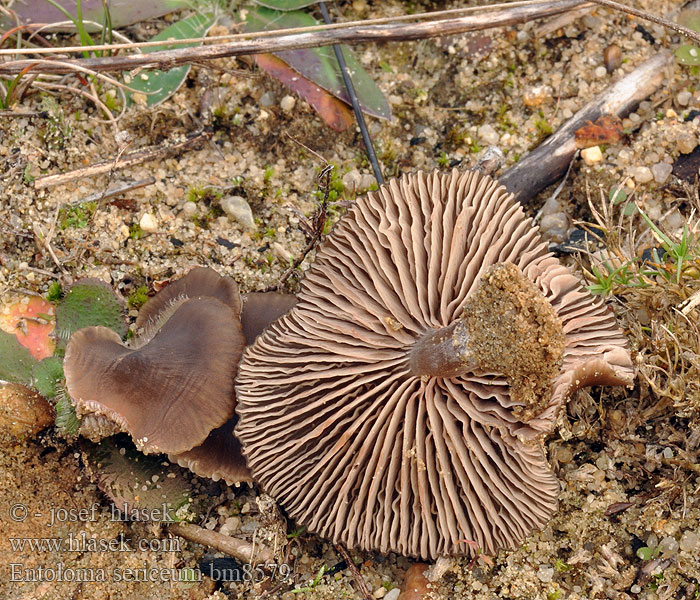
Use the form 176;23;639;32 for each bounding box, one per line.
409;319;478;378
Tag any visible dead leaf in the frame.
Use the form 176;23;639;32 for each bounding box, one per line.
574;114;623;148
255;53;354;131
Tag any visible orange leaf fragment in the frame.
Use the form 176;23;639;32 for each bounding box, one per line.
0;296;56;360
574;114;623;149
254;53;354;132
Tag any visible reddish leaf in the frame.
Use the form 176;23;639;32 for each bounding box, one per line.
574;114;623;149
255;53;353;131
0;296;56;360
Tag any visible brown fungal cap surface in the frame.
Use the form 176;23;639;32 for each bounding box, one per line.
134;266;241;332
65;297;245;455
236;169;633;560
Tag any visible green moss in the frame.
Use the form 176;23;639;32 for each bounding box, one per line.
46;281;63;302
127;285;149;310
129;223;144;240
59;201;97;230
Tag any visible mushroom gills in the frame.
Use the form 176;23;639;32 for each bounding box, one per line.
409;262;566;420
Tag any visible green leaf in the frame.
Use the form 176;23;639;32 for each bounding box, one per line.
125;13;215;107
243;7;391;120
32;357;65;399
675;44;700;66
0;330;37;385
252;0;320;9
55;279;127;342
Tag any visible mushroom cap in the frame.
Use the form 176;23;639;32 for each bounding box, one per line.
240;292;297;345
65;297;245;454
134;266;241;333
235;169;633;559
168;418;252;485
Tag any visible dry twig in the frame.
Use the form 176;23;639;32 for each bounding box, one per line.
169;522;274;564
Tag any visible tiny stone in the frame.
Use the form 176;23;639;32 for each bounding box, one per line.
139;213;158;233
373;587;387;599
677;90;692;107
647;533;658;549
662;447;673;459
594;66;607;78
540;213;568;242
581;146;603;165
182;202;197;218
342;169;363;191
631;585;642;594
658;535;679;556
537;565;554;583
604;44;622;72
478;123;499;146
384;590;400;600
628;112;641;123
259;91;275;107
280;95;296;112
633;166;653;184
359;173;376;191
522;85;549;107
595;453;609;471
221;195;257;230
677;133;697;154
556;447;574;464
679;530;699;552
272;242;293;264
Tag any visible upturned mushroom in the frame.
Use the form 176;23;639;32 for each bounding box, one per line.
235;169;633;559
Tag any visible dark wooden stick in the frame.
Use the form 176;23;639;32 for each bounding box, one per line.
0;0;587;75
335;545;372;600
499;50;673;205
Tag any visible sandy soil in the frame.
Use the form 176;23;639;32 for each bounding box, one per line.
1;0;700;599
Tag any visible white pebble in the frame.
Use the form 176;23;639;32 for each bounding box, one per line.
658;535;679;556
139;213;158;233
221;195;257;230
537;565;554;583
182;202;197;218
373;587;387;599
662;447;673;459
259;91;275;107
272;242;293;264
384;589;400;600
594;66;607;78
633;166;653;184
677;90;692;107
478;123;499;146
280;95;296;112
342;169;363;191
581;146;603;165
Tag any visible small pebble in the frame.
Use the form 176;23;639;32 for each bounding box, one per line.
679;530;699;552
604;44;622;72
631;585;642;594
342;169;363;191
182;202;197;218
633;166;653;184
581;146;603;165
221;195;257;230
522;85;550;107
556;447;574;464
373;587;387;599
478;123;499;146
272;242;293;264
677;90;692;107
658;535;679;556
259;91;275;107
384;589;400;600
280;95;296;112
676;133;697;154
651;162;672;184
594;65;607;78
139;213;158;233
537;565;554;583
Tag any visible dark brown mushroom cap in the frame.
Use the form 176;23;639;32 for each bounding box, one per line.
168;418;251;484
65;297;245;455
240;292;297;345
134;266;241;332
235;169;633;560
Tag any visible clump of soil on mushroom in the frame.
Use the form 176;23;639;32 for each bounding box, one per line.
463;262;565;421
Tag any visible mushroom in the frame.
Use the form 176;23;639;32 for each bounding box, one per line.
65;267;296;485
65;296;245;455
235;169;633;559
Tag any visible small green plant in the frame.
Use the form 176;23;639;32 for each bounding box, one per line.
127;286;149;310
287;526;307;539
553;558;571;573
59;202;97;230
636;545;660;561
437;151;450;167
264;165;275;183
129;223;144;240
469;139;482;154
46;282;63;302
535;110;553;137
291;565;327;594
